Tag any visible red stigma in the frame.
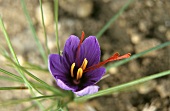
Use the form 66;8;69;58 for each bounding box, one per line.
76;31;85;66
84;52;131;72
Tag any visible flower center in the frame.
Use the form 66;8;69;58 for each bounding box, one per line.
70;58;88;80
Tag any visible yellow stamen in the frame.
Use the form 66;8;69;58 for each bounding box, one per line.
80;58;88;70
76;68;83;80
71;63;75;77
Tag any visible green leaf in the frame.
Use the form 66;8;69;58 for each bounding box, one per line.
20;0;47;65
106;41;170;71
75;70;170;102
39;0;50;55
0;95;57;106
96;0;135;38
54;0;61;55
0;86;28;90
0;17;33;91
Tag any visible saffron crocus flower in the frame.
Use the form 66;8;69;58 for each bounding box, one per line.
48;32;131;96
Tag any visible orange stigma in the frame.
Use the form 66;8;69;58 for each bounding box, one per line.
84;52;131;72
76;31;85;66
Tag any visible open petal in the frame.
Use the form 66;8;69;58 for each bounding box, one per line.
48;54;69;79
63;35;80;68
80;36;100;67
57;79;74;90
74;85;99;96
83;67;106;87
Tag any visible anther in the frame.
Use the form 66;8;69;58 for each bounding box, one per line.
80;58;88;70
76;68;83;80
70;63;75;77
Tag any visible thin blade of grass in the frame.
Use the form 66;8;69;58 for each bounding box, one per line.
23;62;48;71
23;100;46;111
96;0;134;38
4;55;64;95
0;75;23;83
0;68;23;82
39;0;50;55
0;86;28;90
54;0;60;55
20;0;47;65
0;16;33;90
0;95;56;106
75;70;170;102
106;41;170;71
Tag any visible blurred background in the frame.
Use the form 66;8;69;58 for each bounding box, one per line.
0;0;170;111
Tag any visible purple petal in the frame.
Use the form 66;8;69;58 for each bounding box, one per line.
74;85;99;96
57;79;74;90
49;54;79;90
48;54;68;79
83;67;106;87
80;36;100;67
63;35;80;68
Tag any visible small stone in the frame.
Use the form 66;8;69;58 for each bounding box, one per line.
158;25;166;33
135;39;161;57
156;80;170;98
59;0;93;18
165;30;170;40
130;33;142;44
139;21;148;32
77;1;93;18
145;1;154;7
137;80;157;94
128;60;140;73
142;104;157;111
108;67;118;75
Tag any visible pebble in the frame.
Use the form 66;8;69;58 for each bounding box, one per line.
139;20;148;32
165;30;170;40
137;80;157;94
135;39;161;57
145;1;154;7
156;80;170;98
128;60;140;73
158;25;166;33
108;67;118;75
130;33;142;44
59;0;93;18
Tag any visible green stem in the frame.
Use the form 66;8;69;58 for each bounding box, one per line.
0;86;28;90
39;0;50;55
96;0;134;38
75;70;170;102
0;95;57;106
20;0;47;65
106;41;170;71
54;0;60;55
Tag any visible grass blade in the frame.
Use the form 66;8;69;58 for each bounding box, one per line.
0;95;56;106
0;86;28;90
20;0;47;65
54;0;60;55
0;68;23;82
75;70;170;102
106;41;170;71
39;0;50;55
0;16;33;90
96;0;134;38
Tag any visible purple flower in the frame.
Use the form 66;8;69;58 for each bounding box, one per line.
48;32;131;96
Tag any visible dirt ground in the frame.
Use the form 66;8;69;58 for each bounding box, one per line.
0;0;170;111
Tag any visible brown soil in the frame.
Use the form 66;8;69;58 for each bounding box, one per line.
0;0;170;111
